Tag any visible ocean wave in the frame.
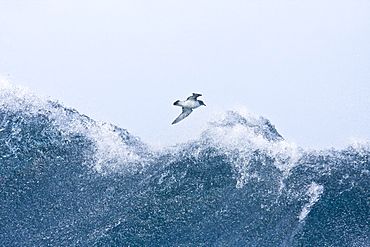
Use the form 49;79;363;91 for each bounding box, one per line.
1;80;369;246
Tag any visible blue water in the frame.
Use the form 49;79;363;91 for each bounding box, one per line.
1;82;369;246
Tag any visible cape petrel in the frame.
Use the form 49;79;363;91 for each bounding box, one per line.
172;93;206;125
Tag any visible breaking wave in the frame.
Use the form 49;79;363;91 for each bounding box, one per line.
1;80;369;246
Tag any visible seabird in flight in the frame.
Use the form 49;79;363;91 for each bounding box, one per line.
172;93;206;125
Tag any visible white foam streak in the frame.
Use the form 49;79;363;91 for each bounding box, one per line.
298;182;324;222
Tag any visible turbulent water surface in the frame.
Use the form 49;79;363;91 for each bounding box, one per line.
1;81;369;246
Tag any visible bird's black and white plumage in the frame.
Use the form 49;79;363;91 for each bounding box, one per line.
172;93;206;124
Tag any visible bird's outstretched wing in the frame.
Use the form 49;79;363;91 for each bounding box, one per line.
172;108;193;124
186;93;202;100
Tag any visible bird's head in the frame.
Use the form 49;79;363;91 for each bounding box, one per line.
199;100;206;106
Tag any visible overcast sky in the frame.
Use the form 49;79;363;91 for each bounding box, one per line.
1;1;370;149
